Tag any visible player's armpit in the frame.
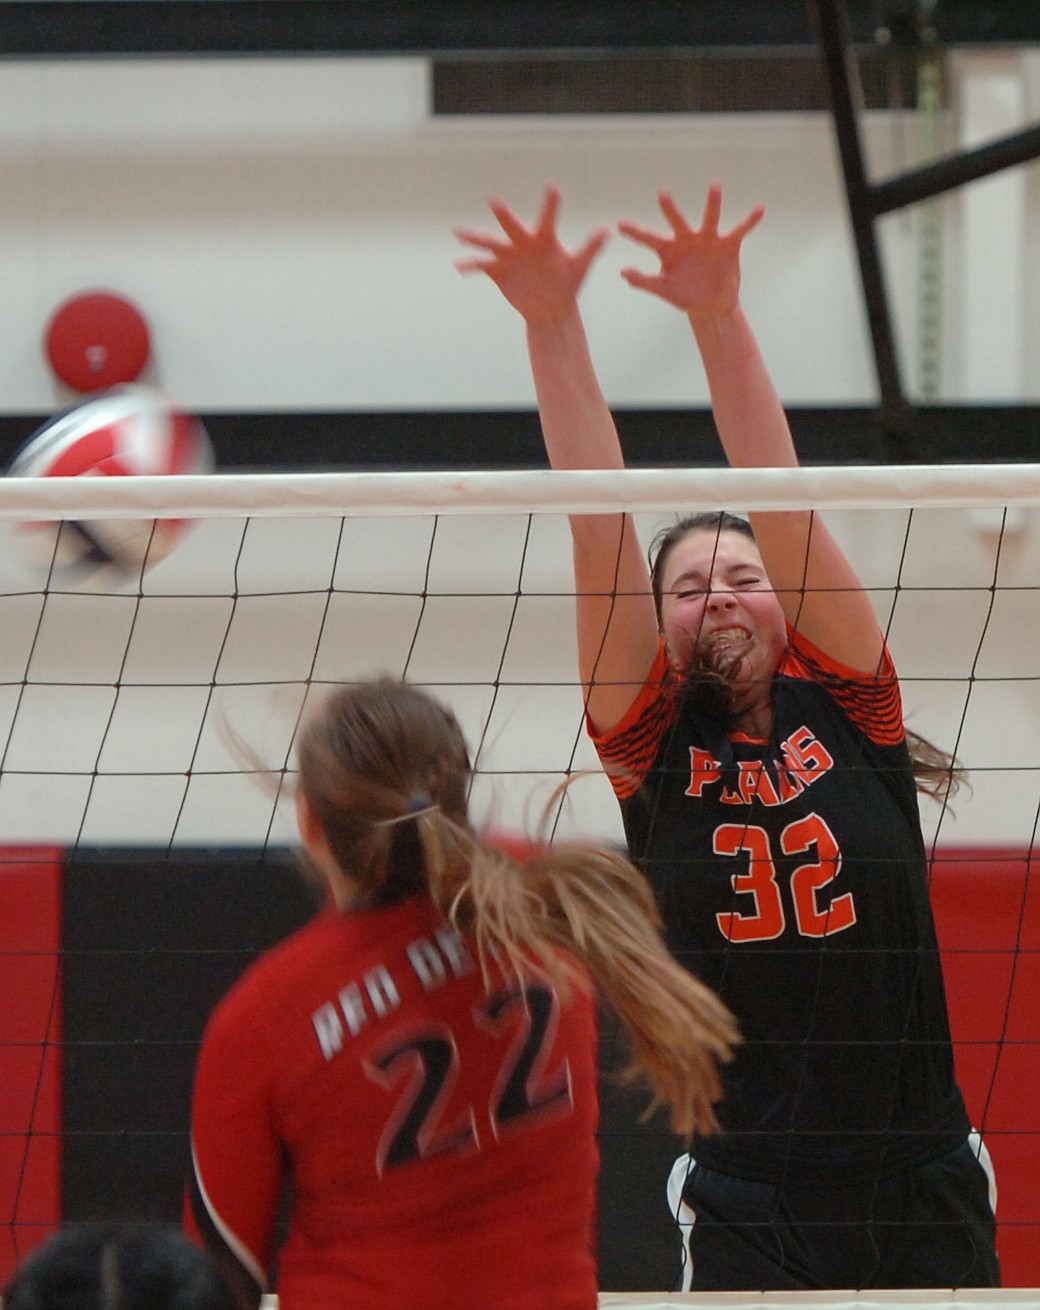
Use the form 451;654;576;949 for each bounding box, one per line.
186;1171;265;1310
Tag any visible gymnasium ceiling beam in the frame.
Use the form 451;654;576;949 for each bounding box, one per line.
0;0;1039;58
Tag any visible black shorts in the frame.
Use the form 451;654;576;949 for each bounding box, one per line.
668;1135;1000;1291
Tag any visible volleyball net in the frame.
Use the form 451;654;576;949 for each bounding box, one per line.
3;462;1039;848
1;464;1039;1290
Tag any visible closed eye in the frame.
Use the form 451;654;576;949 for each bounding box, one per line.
675;580;760;597
673;575;763;598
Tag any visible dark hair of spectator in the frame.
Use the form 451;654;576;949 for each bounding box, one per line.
3;1223;236;1310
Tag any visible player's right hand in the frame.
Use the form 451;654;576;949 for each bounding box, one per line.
454;185;609;326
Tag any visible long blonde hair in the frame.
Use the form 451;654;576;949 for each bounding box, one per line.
296;678;738;1138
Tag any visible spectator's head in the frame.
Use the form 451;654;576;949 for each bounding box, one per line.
3;1223;235;1310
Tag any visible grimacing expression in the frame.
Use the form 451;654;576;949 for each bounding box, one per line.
658;528;787;691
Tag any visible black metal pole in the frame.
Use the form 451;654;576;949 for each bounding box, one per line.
808;0;915;449
871;121;1040;214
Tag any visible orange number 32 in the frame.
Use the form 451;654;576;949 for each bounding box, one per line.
714;812;856;943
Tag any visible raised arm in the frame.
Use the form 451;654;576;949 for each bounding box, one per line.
618;186;885;675
456;187;660;731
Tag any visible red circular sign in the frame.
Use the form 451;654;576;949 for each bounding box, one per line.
45;291;151;392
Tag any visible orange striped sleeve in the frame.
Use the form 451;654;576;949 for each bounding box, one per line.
588;641;681;801
783;626;904;747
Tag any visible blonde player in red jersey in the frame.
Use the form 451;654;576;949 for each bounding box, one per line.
186;677;737;1310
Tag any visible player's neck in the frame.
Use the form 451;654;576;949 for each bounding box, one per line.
732;688;774;741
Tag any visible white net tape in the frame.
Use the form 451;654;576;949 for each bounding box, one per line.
257;1292;1040;1306
595;1297;1040;1307
0;464;1038;517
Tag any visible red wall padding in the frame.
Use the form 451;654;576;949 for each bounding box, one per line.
931;848;1040;1287
0;849;63;1286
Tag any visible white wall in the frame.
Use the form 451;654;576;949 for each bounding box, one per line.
0;52;1038;848
1;52;1035;414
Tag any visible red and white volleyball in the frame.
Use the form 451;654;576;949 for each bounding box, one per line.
7;384;213;579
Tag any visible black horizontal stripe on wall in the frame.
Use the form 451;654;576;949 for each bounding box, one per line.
3;406;1039;472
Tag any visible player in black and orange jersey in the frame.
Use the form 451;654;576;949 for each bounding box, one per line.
455;185;999;1289
186;678;736;1310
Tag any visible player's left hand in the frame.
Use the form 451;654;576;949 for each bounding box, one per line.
618;185;763;321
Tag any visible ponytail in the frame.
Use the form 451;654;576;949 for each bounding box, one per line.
905;728;968;804
408;808;739;1139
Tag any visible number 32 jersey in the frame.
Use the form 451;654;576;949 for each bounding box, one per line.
592;625;969;1185
187;895;598;1310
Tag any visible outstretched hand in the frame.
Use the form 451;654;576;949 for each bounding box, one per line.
618;185;763;320
454;186;609;326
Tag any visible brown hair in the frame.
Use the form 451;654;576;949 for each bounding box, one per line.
296;677;738;1137
647;512;965;801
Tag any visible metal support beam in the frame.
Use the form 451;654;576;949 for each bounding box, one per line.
810;0;1040;459
809;0;914;450
870;121;1040;213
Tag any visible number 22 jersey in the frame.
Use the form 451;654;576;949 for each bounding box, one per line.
187;894;599;1310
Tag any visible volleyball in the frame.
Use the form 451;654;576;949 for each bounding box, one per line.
7;384;213;579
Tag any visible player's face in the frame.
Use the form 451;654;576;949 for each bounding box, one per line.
658;529;787;689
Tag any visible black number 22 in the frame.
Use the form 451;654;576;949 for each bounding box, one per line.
364;984;572;1175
